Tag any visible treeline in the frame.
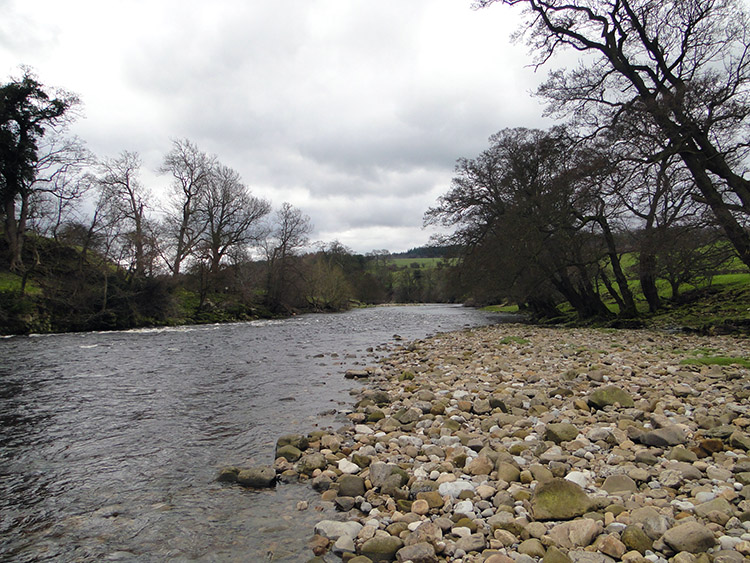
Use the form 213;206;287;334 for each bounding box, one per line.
0;71;462;333
0;232;460;333
425;0;750;322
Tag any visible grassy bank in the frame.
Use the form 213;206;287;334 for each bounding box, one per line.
482;273;750;335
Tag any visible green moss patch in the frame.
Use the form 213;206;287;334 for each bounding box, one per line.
681;356;750;368
499;335;530;345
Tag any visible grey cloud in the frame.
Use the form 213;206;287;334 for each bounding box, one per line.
0;0;555;253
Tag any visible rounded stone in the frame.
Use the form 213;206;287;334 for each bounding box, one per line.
360;535;404;562
411;499;430;515
662;521;716;553
531;478;592;520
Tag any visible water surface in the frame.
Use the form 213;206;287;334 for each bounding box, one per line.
0;305;507;561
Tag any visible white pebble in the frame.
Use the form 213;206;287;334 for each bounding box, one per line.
720;535;743;550
338;459;360;474
671;500;695;511
454;500;474;515
565;471;591;488
354;424;374;435
694;491;716;503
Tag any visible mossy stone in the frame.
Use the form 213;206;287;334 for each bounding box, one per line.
297;452;327;475
544;423;579;444
587;386;635;409
531;478;592;520
360;536;404;562
276;433;309;451
543;545;573;563
367;410;385;423
275;444;302;462
621;525;653;554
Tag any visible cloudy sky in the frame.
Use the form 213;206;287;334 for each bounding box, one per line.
1;0;552;254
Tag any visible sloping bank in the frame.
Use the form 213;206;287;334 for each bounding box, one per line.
221;324;750;563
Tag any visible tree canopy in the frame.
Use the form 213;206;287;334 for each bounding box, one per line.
476;0;750;268
0;70;79;270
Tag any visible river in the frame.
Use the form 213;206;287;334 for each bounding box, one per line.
0;305;509;562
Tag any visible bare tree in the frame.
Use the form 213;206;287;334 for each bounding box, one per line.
96;151;153;278
264;202;313;312
28;134;94;240
199;163;270;275
477;0;750;268
159;138;215;277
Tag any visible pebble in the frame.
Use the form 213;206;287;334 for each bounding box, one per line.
232;324;750;562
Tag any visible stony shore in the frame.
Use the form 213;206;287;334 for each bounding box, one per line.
222;323;750;562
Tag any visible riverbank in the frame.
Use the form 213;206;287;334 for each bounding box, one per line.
230;323;750;562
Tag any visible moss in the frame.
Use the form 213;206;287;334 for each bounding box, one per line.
499;335;530;345
399;370;415;381
681;356;750;368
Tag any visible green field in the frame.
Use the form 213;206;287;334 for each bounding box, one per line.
387;257;454;268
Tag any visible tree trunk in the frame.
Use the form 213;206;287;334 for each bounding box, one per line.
4;196;22;271
598;217;638;317
678;149;750;270
638;252;661;313
669;279;680;299
599;271;625;311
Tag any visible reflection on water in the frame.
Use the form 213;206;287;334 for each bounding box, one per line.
0;305;507;561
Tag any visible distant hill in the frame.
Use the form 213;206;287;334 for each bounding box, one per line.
389;245;460;259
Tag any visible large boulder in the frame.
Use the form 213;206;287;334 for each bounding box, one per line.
662;521;716;553
587;386;634;409
360;535;404;562
531;478;592;520
544;423;580;444
236;465;275;488
638;426;687;447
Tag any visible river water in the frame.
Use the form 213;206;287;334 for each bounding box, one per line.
0;305;508;562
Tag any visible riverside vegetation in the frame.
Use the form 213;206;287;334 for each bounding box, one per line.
220;323;750;562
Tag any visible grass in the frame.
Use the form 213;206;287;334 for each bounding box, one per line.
482;304;520;313
680;355;750;368
481;259;750;333
387;257;455;269
0;272;42;296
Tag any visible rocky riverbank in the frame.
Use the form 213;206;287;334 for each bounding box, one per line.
222;323;750;562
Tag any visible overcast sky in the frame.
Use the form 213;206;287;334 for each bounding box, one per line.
1;0;552;254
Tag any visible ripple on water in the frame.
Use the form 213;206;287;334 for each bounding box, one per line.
0;305;509;561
